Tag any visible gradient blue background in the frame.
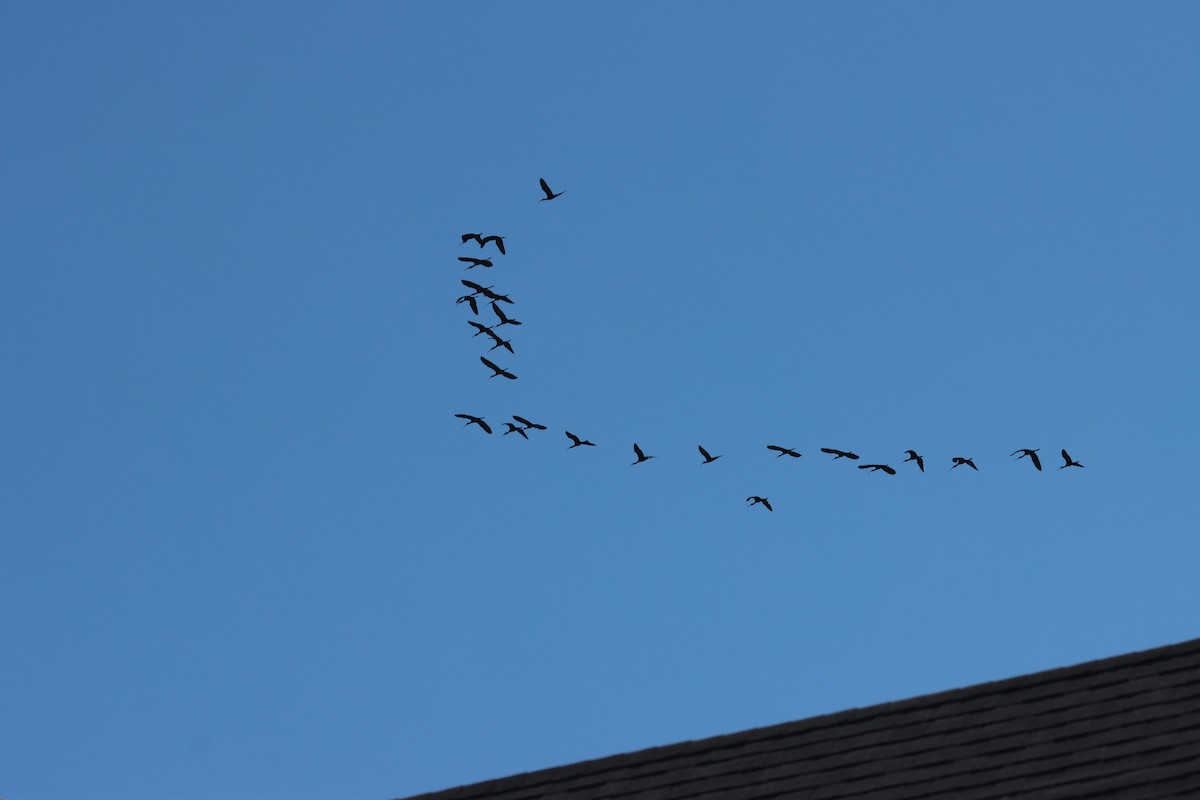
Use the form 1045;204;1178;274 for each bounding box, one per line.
3;3;1199;798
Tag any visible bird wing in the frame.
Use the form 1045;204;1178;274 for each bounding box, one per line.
462;279;485;293
820;448;839;455
633;443;645;459
857;464;871;470
566;431;582;445
492;303;508;322
916;456;924;472
1061;449;1072;463
1030;451;1042;470
882;465;896;475
766;445;784;452
460;233;479;244
513;415;534;428
465;296;478;314
480;356;500;372
846;452;860;460
454;414;473;421
500;369;517;380
698;445;712;460
762;499;773;511
540;178;553;197
468;320;487;332
457;257;475;265
502;341;514;354
746;496;757;503
516;426;528;439
477;419;492;434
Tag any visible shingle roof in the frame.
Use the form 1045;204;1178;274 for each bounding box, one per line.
402;637;1200;800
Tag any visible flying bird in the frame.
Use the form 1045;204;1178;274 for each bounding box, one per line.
513;415;547;431
1059;449;1085;469
456;295;479;315
460;232;483;246
1011;448;1042;471
951;457;978;470
454;414;492;434
484;330;514;354
457;256;493;269
538;177;564;202
766;445;801;458
480;235;506;255
858;464;897;475
821;448;860;460
480;356;517;380
630;443;656;465
903;450;925;472
503;422;529;439
468;320;496;337
746;496;773;511
460;279;493;297
698;445;722;464
491;302;522;327
565;431;596;449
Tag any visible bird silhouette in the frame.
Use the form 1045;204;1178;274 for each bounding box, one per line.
454;414;492;434
480;235;506;255
457;256;493;269
630;443;655;465
460;279;494;297
491;302;522;327
565;431;596;449
538;177;564;202
858;464;897;475
821;448;860;460
456;295;479;315
468;320;496;337
513;415;547;432
484;329;514;354
1059;449;1085;469
951;457;978;470
460;232;483;246
502;422;529;439
480;356;517;380
1011;448;1042;471
903;450;925;472
698;445;722;464
766;445;802;458
746;496;773;511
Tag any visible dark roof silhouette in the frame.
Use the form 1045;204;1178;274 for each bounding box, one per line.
401;637;1200;800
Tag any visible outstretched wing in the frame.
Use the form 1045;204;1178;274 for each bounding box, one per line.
566;431;582;445
916;456;924;472
480;356;501;373
633;443;645;460
762;499;773;511
1030;451;1042;471
698;445;712;461
540;177;553;198
1061;449;1072;463
820;448;839;456
477;419;492;434
513;415;534;428
491;302;509;323
881;465;896;475
462;279;486;293
845;452;860;460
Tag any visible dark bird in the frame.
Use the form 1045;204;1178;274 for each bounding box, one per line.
468;320;496;337
630;443;655;465
460;232;483;246
480;356;517;380
454;414;492;434
455;295;479;315
858;464;897;475
951;457;978;470
1059;449;1085;469
538;177;564;202
565;431;596;449
766;445;802;458
698;445;722;464
746;496;773;511
503;422;529;439
821;448;860;460
484;329;514;354
513;415;547;432
491;302;522;327
480;235;506;255
1011;448;1042;471
457;256;493;269
903;450;925;472
460;279;494;297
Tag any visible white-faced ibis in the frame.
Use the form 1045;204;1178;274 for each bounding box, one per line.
538;178;564;202
1059;449;1085;469
698;445;722;464
565;431;596;449
513;415;547;432
480;235;506;255
767;445;801;458
455;414;492;434
1012;448;1042;471
503;422;529;439
858;464;897;475
746;496;773;511
630;443;655;465
458;256;493;269
821;448;860;460
480;356;517;380
491;302;522;327
951;457;978;470
903;450;925;472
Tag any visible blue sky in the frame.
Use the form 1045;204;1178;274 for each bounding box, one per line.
3;3;1200;798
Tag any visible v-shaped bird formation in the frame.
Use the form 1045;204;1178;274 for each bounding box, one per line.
451;179;1087;513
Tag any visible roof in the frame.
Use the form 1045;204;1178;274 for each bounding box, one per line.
402;637;1200;800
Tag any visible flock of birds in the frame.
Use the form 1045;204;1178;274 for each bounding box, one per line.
452;179;1086;513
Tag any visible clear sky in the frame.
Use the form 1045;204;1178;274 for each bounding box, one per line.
3;3;1199;798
